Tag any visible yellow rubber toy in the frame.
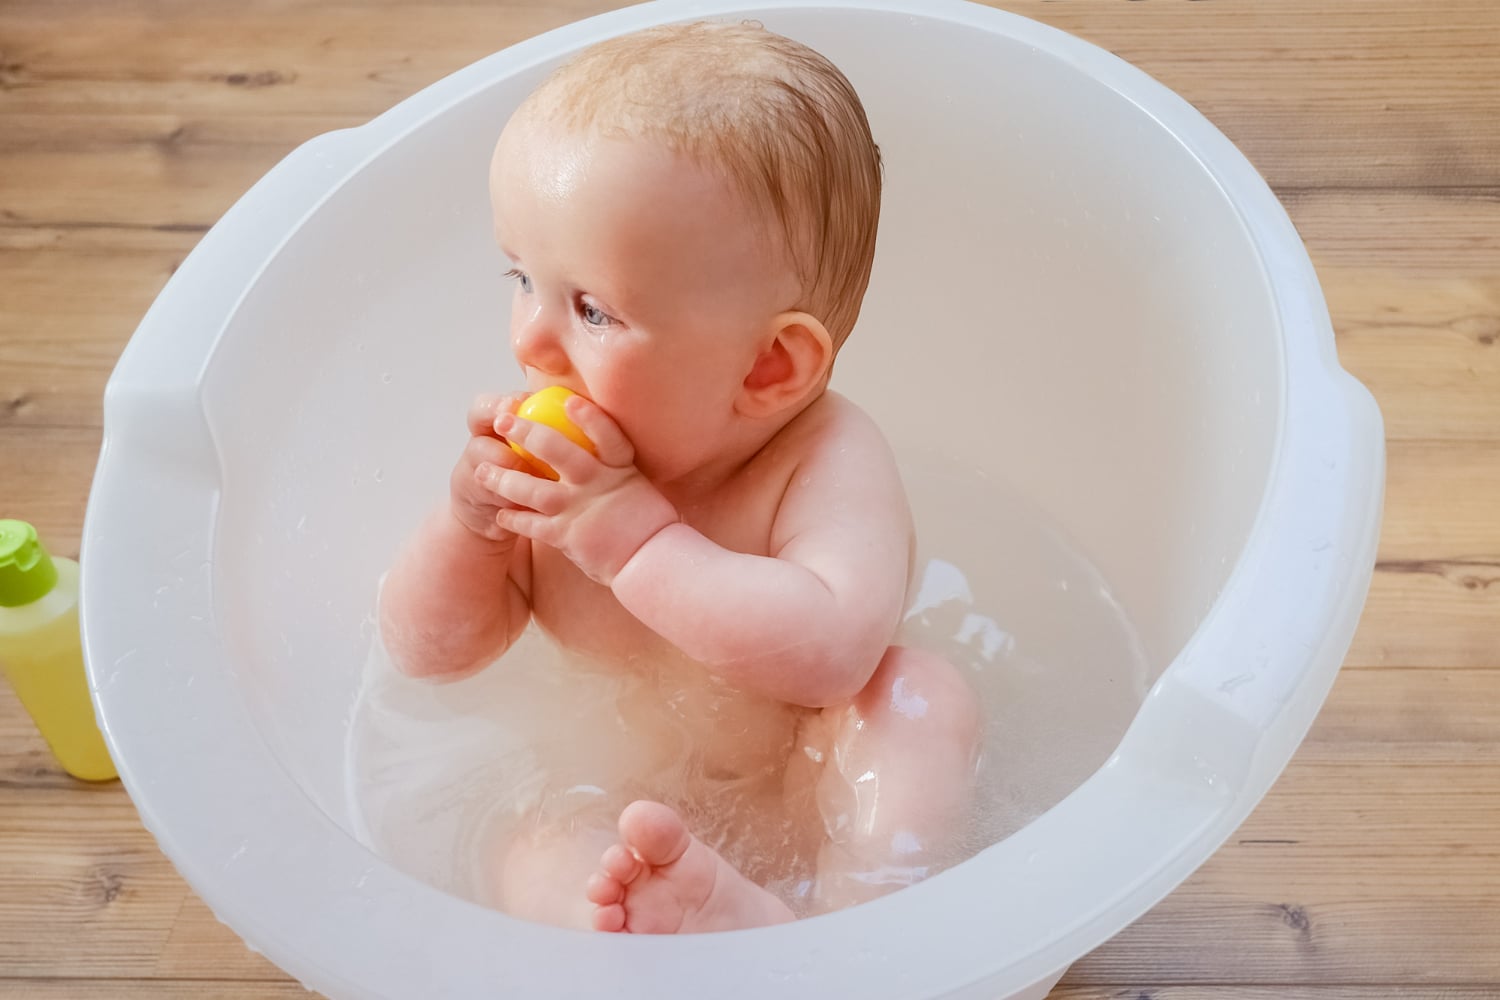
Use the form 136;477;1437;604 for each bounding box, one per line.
509;386;596;480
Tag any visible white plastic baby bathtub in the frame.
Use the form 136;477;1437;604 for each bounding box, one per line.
81;1;1384;998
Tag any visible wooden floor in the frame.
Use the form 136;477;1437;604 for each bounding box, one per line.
2;1;1497;996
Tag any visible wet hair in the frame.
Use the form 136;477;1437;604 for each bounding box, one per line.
521;20;882;347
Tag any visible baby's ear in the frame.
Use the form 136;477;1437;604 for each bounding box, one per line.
736;311;835;419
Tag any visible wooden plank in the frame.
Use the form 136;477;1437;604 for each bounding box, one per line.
1223;746;1500;858
1305;668;1500;746
0;684;287;982
153;895;305;981
1062;669;1500;986
1303;192;1499;446
2;1;1496;191
0;428;100;557
1381;442;1500;561
1329;269;1500;443
1339;441;1500;670
0;248;180;430
1073;880;1500;987
0;788;186;979
1290;190;1500;277
1348;570;1499;669
0;227;206;254
0;115;353;230
0;985;311;1000
0;1;618;116
1066;773;1500;985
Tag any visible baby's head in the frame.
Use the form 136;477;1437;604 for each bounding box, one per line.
520;20;882;348
490;22;881;478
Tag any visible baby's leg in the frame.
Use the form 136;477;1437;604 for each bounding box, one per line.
810;646;981;913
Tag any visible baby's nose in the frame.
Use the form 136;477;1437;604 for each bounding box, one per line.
511;309;571;376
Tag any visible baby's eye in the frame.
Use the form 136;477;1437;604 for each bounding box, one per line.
505;268;533;294
580;301;613;328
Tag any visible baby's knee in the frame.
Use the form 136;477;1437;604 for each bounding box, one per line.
864;647;981;744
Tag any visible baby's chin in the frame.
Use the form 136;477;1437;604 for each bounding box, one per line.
630;432;729;484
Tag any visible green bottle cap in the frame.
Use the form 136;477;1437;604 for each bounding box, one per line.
0;519;59;608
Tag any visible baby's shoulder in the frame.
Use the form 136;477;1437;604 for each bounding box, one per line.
761;391;911;542
777;390;895;463
753;392;902;501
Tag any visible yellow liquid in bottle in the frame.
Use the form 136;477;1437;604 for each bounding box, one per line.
0;558;117;781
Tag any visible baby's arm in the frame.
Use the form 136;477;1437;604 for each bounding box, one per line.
378;395;534;681
488;397;910;707
613;408;911;707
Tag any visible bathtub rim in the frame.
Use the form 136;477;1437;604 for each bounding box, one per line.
79;1;1385;998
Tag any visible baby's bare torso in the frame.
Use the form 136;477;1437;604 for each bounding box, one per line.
526;394;868;785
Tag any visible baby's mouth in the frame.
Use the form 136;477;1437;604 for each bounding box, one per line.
524;376;585;400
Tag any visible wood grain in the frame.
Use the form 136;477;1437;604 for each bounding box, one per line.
1050;991;1500;1000
1381;443;1500;561
0;986;313;1000
1;114;356;229
1350;571;1500;669
2;1;1497;997
3;0;1496;190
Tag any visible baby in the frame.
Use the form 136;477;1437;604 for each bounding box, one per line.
379;20;979;933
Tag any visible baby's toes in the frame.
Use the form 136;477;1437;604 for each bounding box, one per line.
586;870;623;906
600;843;643;885
592;902;626;933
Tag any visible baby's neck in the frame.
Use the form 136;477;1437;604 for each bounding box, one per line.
651;390;826;508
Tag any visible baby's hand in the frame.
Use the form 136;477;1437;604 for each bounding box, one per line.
449;393;532;544
479;395;678;585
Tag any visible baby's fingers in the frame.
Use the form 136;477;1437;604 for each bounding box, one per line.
475;463;566;515
467;392;526;439
460;434;524;476
497;415;593;482
453;437;528;517
494;507;550;543
563;395;635;469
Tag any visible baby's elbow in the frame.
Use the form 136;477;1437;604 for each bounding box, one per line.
794;642;886;708
379;619;495;684
392;648;484;684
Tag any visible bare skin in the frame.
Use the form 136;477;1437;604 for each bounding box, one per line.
587;801;796;933
379;109;979;933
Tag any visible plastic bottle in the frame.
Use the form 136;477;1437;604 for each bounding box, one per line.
0;519;117;781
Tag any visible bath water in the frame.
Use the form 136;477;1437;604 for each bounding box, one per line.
894;448;1151;861
344;449;1151;912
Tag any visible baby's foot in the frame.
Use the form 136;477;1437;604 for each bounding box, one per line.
586;800;795;933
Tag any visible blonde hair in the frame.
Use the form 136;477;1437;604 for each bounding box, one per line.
522;20;882;347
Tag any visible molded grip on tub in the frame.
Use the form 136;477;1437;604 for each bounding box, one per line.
1171;370;1385;742
106;126;384;408
98;128;387;498
508;387;596;480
